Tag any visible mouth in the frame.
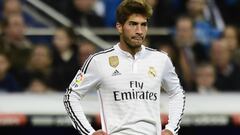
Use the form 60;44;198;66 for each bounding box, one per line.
132;36;143;41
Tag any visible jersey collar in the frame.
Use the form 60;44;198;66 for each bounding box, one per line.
114;43;146;59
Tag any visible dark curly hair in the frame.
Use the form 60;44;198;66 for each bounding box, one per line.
116;0;153;25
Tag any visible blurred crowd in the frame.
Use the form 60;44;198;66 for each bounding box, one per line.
0;0;240;94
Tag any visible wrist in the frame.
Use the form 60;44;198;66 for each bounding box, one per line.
164;125;175;135
88;130;96;135
163;128;174;135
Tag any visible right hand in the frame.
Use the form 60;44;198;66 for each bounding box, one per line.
92;130;108;135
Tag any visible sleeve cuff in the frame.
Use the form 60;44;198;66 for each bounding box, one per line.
88;130;96;135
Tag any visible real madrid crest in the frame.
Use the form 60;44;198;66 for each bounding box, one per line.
109;56;119;68
148;66;156;78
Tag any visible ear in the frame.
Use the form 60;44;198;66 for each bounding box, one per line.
116;22;123;34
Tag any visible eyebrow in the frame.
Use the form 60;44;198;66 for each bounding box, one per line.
128;21;148;25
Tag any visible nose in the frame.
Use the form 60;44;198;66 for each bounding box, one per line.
136;25;143;34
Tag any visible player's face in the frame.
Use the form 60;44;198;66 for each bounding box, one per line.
117;14;148;49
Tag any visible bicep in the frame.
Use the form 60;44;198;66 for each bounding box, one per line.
161;57;183;96
69;57;101;98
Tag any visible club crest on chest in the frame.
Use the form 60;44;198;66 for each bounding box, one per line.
148;66;156;78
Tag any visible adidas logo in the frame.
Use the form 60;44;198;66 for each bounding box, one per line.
112;70;121;76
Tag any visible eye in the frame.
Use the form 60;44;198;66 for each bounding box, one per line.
141;22;147;27
129;22;137;26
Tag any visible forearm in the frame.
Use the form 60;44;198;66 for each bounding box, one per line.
165;91;185;135
64;89;95;135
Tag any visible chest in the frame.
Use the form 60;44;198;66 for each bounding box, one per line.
97;55;166;91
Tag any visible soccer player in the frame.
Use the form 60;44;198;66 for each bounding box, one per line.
63;0;185;135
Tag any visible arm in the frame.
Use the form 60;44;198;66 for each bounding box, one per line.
161;56;186;135
63;56;103;135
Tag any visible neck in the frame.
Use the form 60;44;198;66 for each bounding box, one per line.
60;49;73;61
119;39;141;57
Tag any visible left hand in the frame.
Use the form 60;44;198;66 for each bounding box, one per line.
161;129;173;135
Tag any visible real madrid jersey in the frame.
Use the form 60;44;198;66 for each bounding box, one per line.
64;44;185;135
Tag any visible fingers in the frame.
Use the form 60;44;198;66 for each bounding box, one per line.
161;129;173;135
92;130;108;135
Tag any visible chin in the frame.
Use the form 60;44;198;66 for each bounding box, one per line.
124;38;143;49
131;40;143;46
130;43;142;48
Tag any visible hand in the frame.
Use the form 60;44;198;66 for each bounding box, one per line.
161;129;173;135
92;130;108;135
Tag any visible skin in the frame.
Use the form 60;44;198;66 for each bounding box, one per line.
175;17;195;47
196;65;215;88
162;129;174;135
223;26;238;51
78;41;96;66
3;0;22;17
53;29;72;53
187;0;206;19
29;46;51;70
74;0;96;13
92;13;174;135
92;130;108;135
5;14;26;42
116;14;148;56
0;55;10;80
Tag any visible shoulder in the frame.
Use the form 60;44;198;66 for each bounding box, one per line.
145;46;156;52
81;47;115;72
90;47;115;61
145;47;169;58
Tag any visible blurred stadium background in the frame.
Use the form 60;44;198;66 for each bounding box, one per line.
0;0;240;135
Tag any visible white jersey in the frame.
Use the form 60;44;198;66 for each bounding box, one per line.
64;44;185;135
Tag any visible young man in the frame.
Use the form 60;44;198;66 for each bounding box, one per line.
64;0;185;135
